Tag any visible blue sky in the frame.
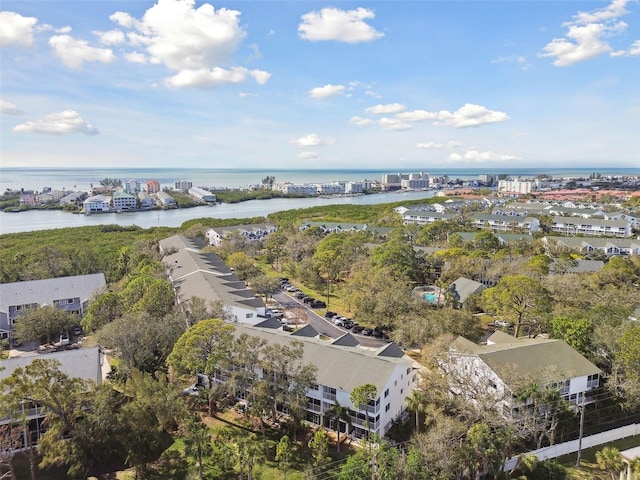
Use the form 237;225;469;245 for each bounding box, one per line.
1;0;638;170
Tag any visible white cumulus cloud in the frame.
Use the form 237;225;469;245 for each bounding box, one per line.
298;7;384;43
165;67;270;88
365;103;406;115
540;0;635;66
94;29;126;46
12;110;99;135
396;109;438;122
49;34;116;68
110;0;270;88
349;116;375;127
309;84;346;99
0;11;38;47
291;133;324;147
417;140;460;149
379;117;411;131
448;149;520;162
0;100;24;115
433;103;509;128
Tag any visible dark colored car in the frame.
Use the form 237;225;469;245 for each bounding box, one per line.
293;291;306;299
310;299;326;308
362;328;373;336
302;296;315;304
325;311;337;318
352;325;364;334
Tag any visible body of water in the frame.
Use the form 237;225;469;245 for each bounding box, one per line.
0;190;437;235
2;167;638;193
1;166;638;235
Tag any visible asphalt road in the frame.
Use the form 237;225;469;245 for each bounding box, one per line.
271;290;388;349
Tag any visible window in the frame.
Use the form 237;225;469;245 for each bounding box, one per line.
246;313;253;318
385;403;390;412
384;388;389;398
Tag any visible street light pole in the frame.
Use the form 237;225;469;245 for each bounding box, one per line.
576;393;585;467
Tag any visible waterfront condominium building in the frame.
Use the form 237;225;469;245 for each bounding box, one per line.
146;179;160;194
174;180;193;192
112;191;137;211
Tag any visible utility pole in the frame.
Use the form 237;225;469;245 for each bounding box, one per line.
575;393;585;467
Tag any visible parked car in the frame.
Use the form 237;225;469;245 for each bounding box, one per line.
343;320;354;329
325;311;337;318
302;296;315;304
352;325;364;334
362;328;373;336
285;285;298;292
310;299;326;308
495;320;513;328
333;318;344;327
293;291;306;299
72;326;83;336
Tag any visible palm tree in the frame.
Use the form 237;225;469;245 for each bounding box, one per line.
325;401;352;452
405;389;428;433
595;446;623;480
182;416;213;480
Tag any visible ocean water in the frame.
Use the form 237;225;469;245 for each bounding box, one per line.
2;167;638;193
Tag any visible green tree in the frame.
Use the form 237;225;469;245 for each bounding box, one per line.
275;435;293;480
82;292;123;332
325;401;352;452
259;341;317;424
0;359;100;478
550;316;593;357
14;305;78;344
350;384;377;445
97;312;185;375
405;389;428;433
182;416;212;480
167;319;235;414
308;429;330;468
595;446;623;480
482;275;552;337
370;233;424;282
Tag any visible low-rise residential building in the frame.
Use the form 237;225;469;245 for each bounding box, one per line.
272;183;320;195
550;216;632;237
138;191;155;209
401;210;455;225
542;236;640;257
205;223;277;247
0;347;106;450
59;191;88;207
446;332;601;414
35;190;65;204
83;194;111;213
159;235;265;323
155;191;176;207
208;323;418;438
0;273;107;343
189;187;216;203
298;222;392;237
112;191;137;211
470;214;540;234
447;277;486;307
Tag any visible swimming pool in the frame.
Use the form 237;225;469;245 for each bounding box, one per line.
423;292;437;303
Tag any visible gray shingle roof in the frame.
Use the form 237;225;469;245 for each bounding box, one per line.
0;274;107;313
234;324;412;394
450;333;600;386
0;347;104;384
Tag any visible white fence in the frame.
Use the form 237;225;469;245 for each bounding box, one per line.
504;423;640;471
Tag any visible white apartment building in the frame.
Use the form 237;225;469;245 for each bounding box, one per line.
272;183;319;195
551;216;632;238
447;332;601;413
189;187;216;203
112;191;137;211
498;179;535;195
155;191;176;207
174;180;193;192
211;324;417;438
206;224;277;247
83;194;111;213
316;183;345;195
125;179;140;194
